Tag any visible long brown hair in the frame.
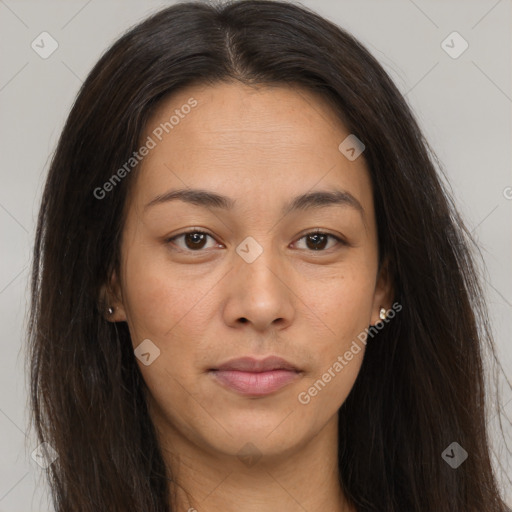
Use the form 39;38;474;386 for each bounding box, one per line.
27;1;510;510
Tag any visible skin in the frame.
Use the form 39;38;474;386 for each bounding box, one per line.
105;81;393;512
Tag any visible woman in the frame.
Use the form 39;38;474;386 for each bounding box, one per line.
27;0;511;510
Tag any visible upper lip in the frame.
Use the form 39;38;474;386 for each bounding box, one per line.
210;356;300;373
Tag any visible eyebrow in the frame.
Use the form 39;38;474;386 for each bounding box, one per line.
144;187;365;221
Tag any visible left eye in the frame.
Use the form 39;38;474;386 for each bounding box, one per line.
294;231;344;251
166;230;344;252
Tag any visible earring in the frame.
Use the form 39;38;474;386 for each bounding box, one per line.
379;307;387;320
107;306;114;315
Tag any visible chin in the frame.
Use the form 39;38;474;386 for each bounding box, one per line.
202;415;308;457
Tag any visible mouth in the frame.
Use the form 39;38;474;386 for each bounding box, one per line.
208;356;302;397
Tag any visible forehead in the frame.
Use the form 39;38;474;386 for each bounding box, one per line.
131;81;374;219
144;81;346;161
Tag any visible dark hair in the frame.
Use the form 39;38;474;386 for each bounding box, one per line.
27;1;510;511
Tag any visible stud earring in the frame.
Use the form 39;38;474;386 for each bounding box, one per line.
107;306;114;315
379;307;387;321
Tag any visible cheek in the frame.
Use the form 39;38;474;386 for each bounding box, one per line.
295;260;375;399
121;255;210;416
120;247;220;396
122;271;177;342
297;350;364;415
121;247;212;343
294;277;370;418
301;261;376;344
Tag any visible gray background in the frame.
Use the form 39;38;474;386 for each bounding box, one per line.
0;0;511;510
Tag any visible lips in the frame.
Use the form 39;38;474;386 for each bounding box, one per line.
211;356;300;373
209;356;302;396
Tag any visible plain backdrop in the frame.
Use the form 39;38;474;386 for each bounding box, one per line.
0;0;510;510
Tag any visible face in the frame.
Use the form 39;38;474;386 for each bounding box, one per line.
107;81;392;466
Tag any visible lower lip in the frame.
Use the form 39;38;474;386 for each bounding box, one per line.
210;369;300;396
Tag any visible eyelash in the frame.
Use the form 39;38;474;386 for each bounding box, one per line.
166;228;346;253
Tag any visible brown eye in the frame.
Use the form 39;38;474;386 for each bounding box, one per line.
183;232;208;250
167;230;217;251
305;233;328;250
295;231;344;251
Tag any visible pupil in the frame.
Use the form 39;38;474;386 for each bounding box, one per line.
186;233;206;249
308;234;326;250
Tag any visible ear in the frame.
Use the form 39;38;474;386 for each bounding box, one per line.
370;256;394;326
99;269;127;322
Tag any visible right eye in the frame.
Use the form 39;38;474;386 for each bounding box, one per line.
165;229;221;252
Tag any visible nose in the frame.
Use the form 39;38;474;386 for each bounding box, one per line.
222;240;295;333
